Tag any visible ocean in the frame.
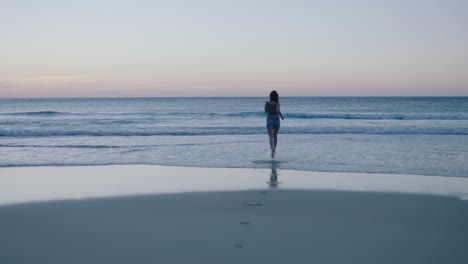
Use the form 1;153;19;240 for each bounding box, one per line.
1;97;467;177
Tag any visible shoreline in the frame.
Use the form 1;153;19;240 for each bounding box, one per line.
3;162;467;178
1;164;468;206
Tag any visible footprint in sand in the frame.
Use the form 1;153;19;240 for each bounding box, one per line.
240;221;251;226
234;244;244;249
242;202;263;207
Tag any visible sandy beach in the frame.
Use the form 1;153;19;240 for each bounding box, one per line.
1;165;467;263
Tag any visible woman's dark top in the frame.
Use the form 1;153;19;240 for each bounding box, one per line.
265;102;279;115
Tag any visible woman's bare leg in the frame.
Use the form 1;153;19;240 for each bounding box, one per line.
272;128;279;157
267;128;275;157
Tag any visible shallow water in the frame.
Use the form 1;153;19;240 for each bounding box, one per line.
1;97;467;177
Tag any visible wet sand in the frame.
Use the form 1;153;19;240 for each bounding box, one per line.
1;165;467;263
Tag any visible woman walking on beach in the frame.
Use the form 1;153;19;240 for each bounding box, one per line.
265;91;284;158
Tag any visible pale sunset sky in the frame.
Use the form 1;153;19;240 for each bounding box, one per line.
1;0;467;97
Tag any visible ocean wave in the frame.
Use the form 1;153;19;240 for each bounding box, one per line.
3;110;467;121
285;112;468;120
1;127;467;137
0;144;121;149
1;111;71;116
148;112;266;118
141;111;468;120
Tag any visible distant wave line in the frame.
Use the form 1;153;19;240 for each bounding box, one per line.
0;111;70;116
1;128;467;137
285;112;468;120
2;110;468;120
0;144;121;149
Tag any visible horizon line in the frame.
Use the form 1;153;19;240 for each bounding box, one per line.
1;95;468;99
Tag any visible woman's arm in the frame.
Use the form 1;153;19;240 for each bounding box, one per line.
265;101;268;113
277;103;284;120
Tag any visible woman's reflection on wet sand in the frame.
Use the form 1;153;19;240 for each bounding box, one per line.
268;162;279;188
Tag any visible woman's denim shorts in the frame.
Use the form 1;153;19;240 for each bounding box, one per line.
266;115;280;129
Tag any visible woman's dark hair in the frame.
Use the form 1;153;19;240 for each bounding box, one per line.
269;90;279;103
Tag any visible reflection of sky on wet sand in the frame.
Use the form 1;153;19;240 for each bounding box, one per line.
1;165;468;206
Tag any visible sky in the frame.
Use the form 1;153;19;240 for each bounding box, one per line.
1;0;467;97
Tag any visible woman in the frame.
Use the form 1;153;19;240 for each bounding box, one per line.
265;91;284;158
